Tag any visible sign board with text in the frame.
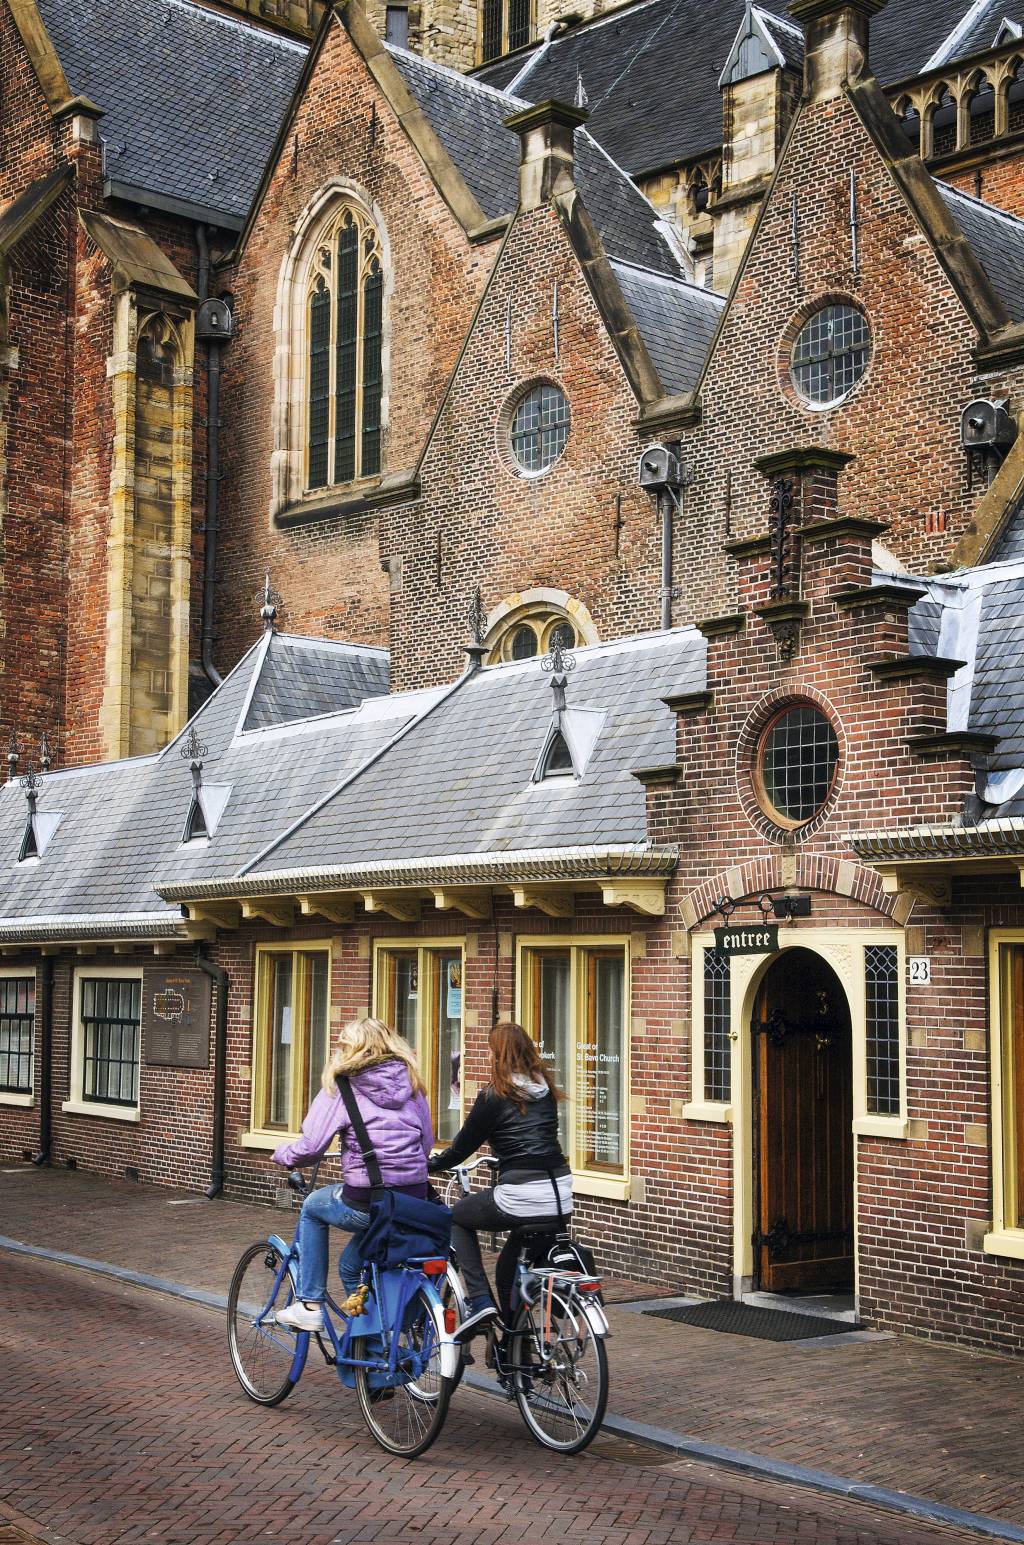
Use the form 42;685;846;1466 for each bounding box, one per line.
143;968;212;1069
713;924;779;957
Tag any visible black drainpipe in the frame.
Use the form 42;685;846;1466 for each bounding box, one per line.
195;948;229;1199
31;956;54;1166
196;223;223;690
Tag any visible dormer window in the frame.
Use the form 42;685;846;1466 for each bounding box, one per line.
539;729;574;778
16;767;61;864
179;724;230;844
183;795;209;843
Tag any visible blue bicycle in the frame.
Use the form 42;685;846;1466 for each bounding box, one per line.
226;1163;459;1457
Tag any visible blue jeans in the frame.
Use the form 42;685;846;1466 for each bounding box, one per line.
295;1184;370;1302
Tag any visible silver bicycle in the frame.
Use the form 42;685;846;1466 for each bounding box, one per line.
440;1154;610;1453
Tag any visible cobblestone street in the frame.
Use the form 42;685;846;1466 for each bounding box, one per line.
0;1250;996;1545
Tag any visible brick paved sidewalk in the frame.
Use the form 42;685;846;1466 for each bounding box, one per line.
4;1164;1024;1531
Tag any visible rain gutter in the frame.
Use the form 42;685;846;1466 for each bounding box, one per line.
851;819;1024;861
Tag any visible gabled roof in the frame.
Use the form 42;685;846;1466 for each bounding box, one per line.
935;182;1024;325
388;46;684;277
33;0;306;226
0;164;71;256
240;635;389;733
609;260;724;395
719;5;804;86
79;208;195;300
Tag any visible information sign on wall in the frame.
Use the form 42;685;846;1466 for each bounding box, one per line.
143;967;212;1069
713;924;779;956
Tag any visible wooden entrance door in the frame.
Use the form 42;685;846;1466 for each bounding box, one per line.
754;948;854;1293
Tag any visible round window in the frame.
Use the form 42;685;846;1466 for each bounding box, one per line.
509;624;539;660
790;304;870;408
509;383;570;474
756;704;839;827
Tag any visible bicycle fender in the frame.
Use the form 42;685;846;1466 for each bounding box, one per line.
580;1297;610;1338
421;1281;460;1381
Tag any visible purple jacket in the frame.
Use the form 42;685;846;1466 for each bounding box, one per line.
272;1058;433;1189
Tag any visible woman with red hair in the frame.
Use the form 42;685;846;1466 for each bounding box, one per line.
428;1021;571;1338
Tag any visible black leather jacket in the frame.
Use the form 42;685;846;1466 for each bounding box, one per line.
431;1085;566;1177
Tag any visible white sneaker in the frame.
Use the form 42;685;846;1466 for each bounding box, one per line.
276;1299;324;1332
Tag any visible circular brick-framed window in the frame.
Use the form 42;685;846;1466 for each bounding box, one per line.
754;702;840;829
786;302;871;409
506;381;571;475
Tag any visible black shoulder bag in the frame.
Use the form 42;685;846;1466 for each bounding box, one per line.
335;1075;452;1269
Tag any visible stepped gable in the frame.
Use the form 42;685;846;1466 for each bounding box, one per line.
387;46;684;277
609;260;724;395
246;628;706;876
936;182;1024;325
241;635;389;733
35;0;306;225
475;0;987;179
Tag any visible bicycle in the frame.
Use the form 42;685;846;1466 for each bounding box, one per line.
226;1161;459;1458
440;1154;610;1454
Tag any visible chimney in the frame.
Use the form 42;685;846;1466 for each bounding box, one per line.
789;0;887;100
505;100;588;212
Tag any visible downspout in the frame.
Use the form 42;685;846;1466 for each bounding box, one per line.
196;948;229;1199
196;224;223;689
31;956;54;1166
660;489;673;631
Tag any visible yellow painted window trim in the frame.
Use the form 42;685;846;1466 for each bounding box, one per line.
982;1227;1024;1261
68;964;143;1118
0;1091;34;1108
239;1128;297;1151
371;937;466;1142
250;940;333;1141
852;1114;909;1139
515;932;632;1186
987;930;1024;1241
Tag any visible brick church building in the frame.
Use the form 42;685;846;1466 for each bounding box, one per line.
4;0;1024;1353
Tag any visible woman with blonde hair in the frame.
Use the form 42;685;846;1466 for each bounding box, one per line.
272;1017;433;1331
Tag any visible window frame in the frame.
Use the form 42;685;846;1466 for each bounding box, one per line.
488;611;578;665
246;942;333;1145
515;934;632;1199
753;701;840;831
0;969;36;1107
985;931;1024;1260
478;0;534;63
788;302;871;410
63;966;143;1123
372;938;466;1148
507;381;571;477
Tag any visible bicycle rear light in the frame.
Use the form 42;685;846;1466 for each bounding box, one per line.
443;1307;457;1334
577;1280;601;1292
421;1258;447;1275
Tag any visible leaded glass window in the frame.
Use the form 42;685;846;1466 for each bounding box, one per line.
757;704;839;827
510;382;570;473
703;950;731;1102
790;304;871;407
81;977;142;1107
865;945;900;1116
0;976;34;1094
481;0;532;60
306;209;384;490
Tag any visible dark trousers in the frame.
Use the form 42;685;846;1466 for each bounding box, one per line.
451;1187;557;1318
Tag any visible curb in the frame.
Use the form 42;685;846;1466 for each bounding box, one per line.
4;1234;1024;1544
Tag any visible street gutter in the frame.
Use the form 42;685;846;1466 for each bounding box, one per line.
3;1233;1023;1545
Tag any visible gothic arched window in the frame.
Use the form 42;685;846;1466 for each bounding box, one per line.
306;207;384;490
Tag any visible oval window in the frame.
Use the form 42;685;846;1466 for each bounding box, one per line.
756;704;839;827
790;304;870;408
509;383;571;474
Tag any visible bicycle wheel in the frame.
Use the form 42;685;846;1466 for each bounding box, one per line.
353;1286;452;1457
227;1240;303;1406
509;1288;608;1453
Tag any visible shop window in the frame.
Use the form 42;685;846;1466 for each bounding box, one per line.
986;937;1024;1258
789;303;871;408
0;974;34;1096
480;0;532;62
519;942;628;1179
253;946;330;1134
754;702;840;829
306;207;384;491
865;945;900;1115
375;943;464;1144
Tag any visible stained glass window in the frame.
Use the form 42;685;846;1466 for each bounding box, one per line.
865;945;900;1116
703;950;731;1102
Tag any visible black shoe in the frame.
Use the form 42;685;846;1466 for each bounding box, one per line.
454;1303;499;1343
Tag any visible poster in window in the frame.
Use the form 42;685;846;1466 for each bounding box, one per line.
446;959;462;1021
142;968;212;1069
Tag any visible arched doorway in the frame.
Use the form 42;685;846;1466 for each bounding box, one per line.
753;949;854;1293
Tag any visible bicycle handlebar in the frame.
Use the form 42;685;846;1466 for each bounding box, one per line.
450;1155;498;1173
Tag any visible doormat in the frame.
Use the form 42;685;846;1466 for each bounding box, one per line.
642;1299;859;1341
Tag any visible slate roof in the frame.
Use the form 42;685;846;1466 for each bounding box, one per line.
0;634;415;932
241;637;389;733
935;181;1024;324
388;46;684;277
758;9;805;75
991;490;1024;561
609;259;724;394
35;0;306;225
916;0;1017;68
247;628;706;876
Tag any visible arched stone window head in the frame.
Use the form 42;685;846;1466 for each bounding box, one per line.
306;207;384;491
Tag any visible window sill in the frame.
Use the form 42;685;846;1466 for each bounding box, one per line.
0;1091;34;1108
61;1098;140;1123
274;468;419;527
983;1228;1024;1261
853;1115;908;1140
572;1172;633;1202
239;1129;295;1151
682;1100;732;1124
